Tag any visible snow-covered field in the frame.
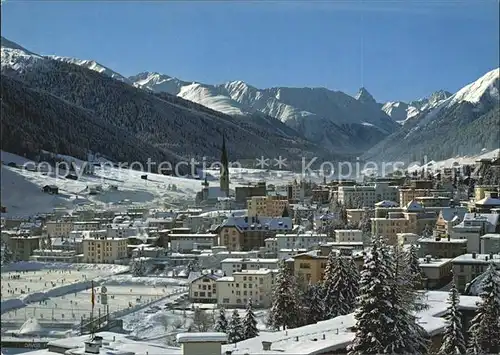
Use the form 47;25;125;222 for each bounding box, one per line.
0;151;298;218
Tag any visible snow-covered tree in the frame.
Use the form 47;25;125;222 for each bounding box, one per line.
214;306;228;333
302;283;326;325
227;310;244;343
467;264;500;355
191;308;213;332
267;260;301;330
243;299;259;339
358;211;372;246
323;251;359;318
438;281;467;355
407;244;424;290
130;258;147;276
1;241;13;265
348;236;429;355
422;224;434;238
385;243;430;354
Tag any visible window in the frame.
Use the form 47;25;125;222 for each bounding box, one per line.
199;292;206;297
299;263;311;269
223;298;229;303
194;292;198;297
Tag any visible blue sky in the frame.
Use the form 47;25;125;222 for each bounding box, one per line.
2;0;498;102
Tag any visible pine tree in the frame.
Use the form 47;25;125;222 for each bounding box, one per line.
348;236;396;355
214;306;228;334
243;299;259;340
348;236;429;355
438;281;467;355
323;251;359;318
131;258;147;276
268;261;301;330
385;243;430;355
467;264;500;355
302;283;326;325
227;310;244;343
407;244;424;290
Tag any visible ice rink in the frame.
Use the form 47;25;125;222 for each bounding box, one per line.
2;284;187;325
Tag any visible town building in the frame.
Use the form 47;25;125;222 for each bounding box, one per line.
215;268;277;308
170;233;218;252
7;235;41;261
371;200;438;245
452;253;500;292
334;229;363;243
417;236;468;258
451;213;500;253
434;207;468;236
419;256;453;289
220;257;279;276
82;235;128;263
235;182;266;204
480;233;500;254
189;273;220;303
215;215;293;251
247;195;289;218
275;231;329;251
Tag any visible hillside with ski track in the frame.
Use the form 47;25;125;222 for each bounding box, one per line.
1;35;499;167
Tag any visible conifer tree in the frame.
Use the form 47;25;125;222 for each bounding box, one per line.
243;299;259;339
268;260;301;330
227;310;244;343
348;236;396;355
214;305;228;334
467;264;500;355
322;250;342;318
438;281;466;355
302;283;326;324
407;244;424;290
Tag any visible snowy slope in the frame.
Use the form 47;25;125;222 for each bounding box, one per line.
364;68;500;162
48;56;132;84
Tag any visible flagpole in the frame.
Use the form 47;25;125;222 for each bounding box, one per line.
91;280;95;338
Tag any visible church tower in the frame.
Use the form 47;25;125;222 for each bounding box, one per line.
220;134;230;197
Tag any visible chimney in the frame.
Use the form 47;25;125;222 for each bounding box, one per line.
447;235;451;241
322;334;326;340
490;253;494;260
425;255;431;263
262;341;272;351
472;252;477;259
84;340;101;354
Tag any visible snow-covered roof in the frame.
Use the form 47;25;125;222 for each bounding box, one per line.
406;199;425;212
439;207;467;222
418;237;468;244
375;200;399;207
476;196;500;206
222;291;479;355
221;258;279;264
176;332;227;343
220;216;293;232
452;253;500;264
480;233;500;240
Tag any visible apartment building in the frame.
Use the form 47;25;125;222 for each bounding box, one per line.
72;221;101;232
337;183;399;208
451;213;500;253
275;232;329;251
235;182;266;204
346;208;369;226
216;268;277;308
29;249;82;263
247;195;289;218
170;233;218;252
334;230;363;242
417;236;468;258
480;234;500;254
189;273;220;303
474;192;500;213
264;237;277;255
311;188;330;205
419;256;453;289
474;185;500;201
8;235;41;261
45;221;73;238
397;233;420;245
82;235;128;263
371;201;438;245
415;196;451;208
216;216;292;251
452;253;500;292
292;252;328;286
220;258;279;276
399;188;451;207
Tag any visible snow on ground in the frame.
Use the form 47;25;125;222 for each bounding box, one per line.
407;148;500;173
1;263;128;314
1;151;297;218
2;284;186;327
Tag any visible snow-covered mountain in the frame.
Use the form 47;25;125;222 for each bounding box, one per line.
381;90;453;124
365;68;500;162
1;37;330;168
130;72;399;153
48;56;132;84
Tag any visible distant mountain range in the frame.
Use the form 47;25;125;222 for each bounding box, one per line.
1;36;498;169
